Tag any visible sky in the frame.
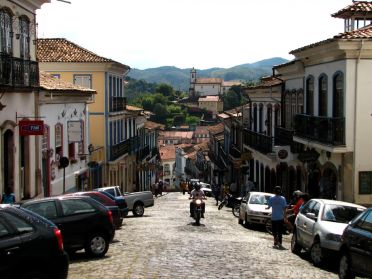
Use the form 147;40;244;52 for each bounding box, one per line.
36;0;352;70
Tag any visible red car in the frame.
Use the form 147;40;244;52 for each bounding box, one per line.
66;191;123;229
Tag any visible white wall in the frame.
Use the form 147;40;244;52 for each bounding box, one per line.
195;84;220;96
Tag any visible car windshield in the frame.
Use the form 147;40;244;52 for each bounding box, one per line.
249;194;270;205
322;204;364;223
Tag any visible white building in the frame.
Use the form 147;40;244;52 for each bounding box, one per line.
39;72;95;195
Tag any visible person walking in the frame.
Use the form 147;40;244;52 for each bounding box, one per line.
266;186;287;249
212;182;221;206
1;187;15;204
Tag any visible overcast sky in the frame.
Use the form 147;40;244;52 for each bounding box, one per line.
36;0;351;70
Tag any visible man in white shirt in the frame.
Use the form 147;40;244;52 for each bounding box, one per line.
189;183;206;217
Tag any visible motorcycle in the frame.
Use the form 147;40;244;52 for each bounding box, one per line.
218;193;242;217
190;198;205;225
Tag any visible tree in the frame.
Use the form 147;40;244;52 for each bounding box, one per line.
156;83;173;97
153;93;168;105
185;115;200;125
153;103;168;123
223;86;242;110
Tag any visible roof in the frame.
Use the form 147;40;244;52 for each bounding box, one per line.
126;105;143;112
196;78;223;84
159;131;194;139
37;38;129;69
222;81;241;87
159;145;176;161
332;1;372;19
207;123;224;135
144;121;165;131
217;113;231;119
194;141;209;151
39;71;96;93
290;25;372;54
194;126;209;134
244;76;282;89
185;151;197;160
199;96;220;102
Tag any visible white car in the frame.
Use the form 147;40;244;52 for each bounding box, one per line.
199;182;212;197
291;199;366;266
238;191;274;227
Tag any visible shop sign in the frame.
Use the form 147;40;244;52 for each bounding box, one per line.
19;120;44;136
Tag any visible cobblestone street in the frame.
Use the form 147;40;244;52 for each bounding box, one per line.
68;192;340;279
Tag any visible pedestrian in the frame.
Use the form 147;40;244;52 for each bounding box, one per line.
158;180;163;196
266;186;287;249
154;182;159;198
181;180;187;195
1;187;15;204
212;182;221;206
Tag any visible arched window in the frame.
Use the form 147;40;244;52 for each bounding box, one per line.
19;16;30;59
274;104;280;127
0;9;13;54
259;104;263;133
318;75;328;117
266;105;272;136
333;73;344;117
253;104;257;132
306;76;314;115
284;91;291;128
298;89;304;114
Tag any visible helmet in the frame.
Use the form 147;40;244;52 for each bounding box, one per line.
194;183;201;191
293;190;303;197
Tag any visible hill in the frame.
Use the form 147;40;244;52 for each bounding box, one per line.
127;57;289;91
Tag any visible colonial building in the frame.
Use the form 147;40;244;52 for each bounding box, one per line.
198;95;223;119
193;126;210;144
39;72;95;195
0;0;50;200
36;38;141;193
159;144;176;189
158;130;193;145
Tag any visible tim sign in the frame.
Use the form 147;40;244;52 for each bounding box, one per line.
19;120;44;136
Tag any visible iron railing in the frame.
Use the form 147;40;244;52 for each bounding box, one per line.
274;126;303;153
243;129;274;154
294;114;345;146
110;97;126;112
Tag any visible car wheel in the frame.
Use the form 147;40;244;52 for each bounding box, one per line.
310;239;323;266
290;230;302;254
339;252;355;279
85;232;109;258
133;203;144;217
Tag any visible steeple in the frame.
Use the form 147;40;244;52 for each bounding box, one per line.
332;1;372;32
189;67;197;97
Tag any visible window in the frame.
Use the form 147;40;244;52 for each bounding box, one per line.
25;201;58;219
55;123;63;159
0;220;11;238
318;75;328;117
73;75;92;89
300;200;315;215
357;211;372;233
0;9;13;54
306;76;314;115
359;171;372;194
68;142;75;159
333;73;344;118
60;199;96;216
78;121;84;158
3;211;34;234
19;16;30;59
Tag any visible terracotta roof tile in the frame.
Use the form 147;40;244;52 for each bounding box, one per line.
144;121;165;130
206;123;224;135
159;145;176;160
199;96;220;102
126;105;143;111
39;71;96;93
196;78;223;84
290;25;372;54
159;131;194;139
222;81;241;87
332;1;372;19
244;76;282;89
37;38;130;69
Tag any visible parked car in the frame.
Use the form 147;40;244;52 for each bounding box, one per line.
98;190;129;217
291;199;366;266
338;207;372;279
20;195;115;257
238;191;274;227
0;204;69;279
65;191;124;229
95;186;154;217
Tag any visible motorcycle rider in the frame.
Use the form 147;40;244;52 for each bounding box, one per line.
286;190;305;231
189;183;206;218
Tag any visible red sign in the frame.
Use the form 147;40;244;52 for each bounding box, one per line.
19;120;44;136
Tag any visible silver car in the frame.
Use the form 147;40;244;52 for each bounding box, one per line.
291;199;366;266
238;191;274;227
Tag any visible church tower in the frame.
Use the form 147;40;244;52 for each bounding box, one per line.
332;1;372;32
189;67;196;97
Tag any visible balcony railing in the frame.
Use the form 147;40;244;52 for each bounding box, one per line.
138;145;150;161
151;147;158;158
274;126;303;153
243;129;274;154
219;146;229;166
229;145;241;160
110;138;130;161
110;96;127;112
129;136;140;153
294;114;345;146
0;53;39;87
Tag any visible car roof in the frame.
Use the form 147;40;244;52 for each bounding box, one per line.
310;199;366;209
21;195;93;204
249;191;275;196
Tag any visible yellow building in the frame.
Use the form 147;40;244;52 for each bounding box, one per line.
198;96;223;119
37;38;140;192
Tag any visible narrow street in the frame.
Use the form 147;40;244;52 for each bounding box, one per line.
68;192;339;279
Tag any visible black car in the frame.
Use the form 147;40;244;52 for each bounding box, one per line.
21;195;115;258
98;190;129;217
339;207;372;279
0;204;69;279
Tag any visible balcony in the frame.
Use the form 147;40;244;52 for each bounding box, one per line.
110;139;130;161
274;126;303;153
110;97;127;112
151;147;159;158
219;146;229;166
138;145;150;161
243;129;274;154
129;136;140;153
294;114;345;146
229;145;241;160
0;54;39;88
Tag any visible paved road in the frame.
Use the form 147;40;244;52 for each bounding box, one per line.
68;192;340;279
